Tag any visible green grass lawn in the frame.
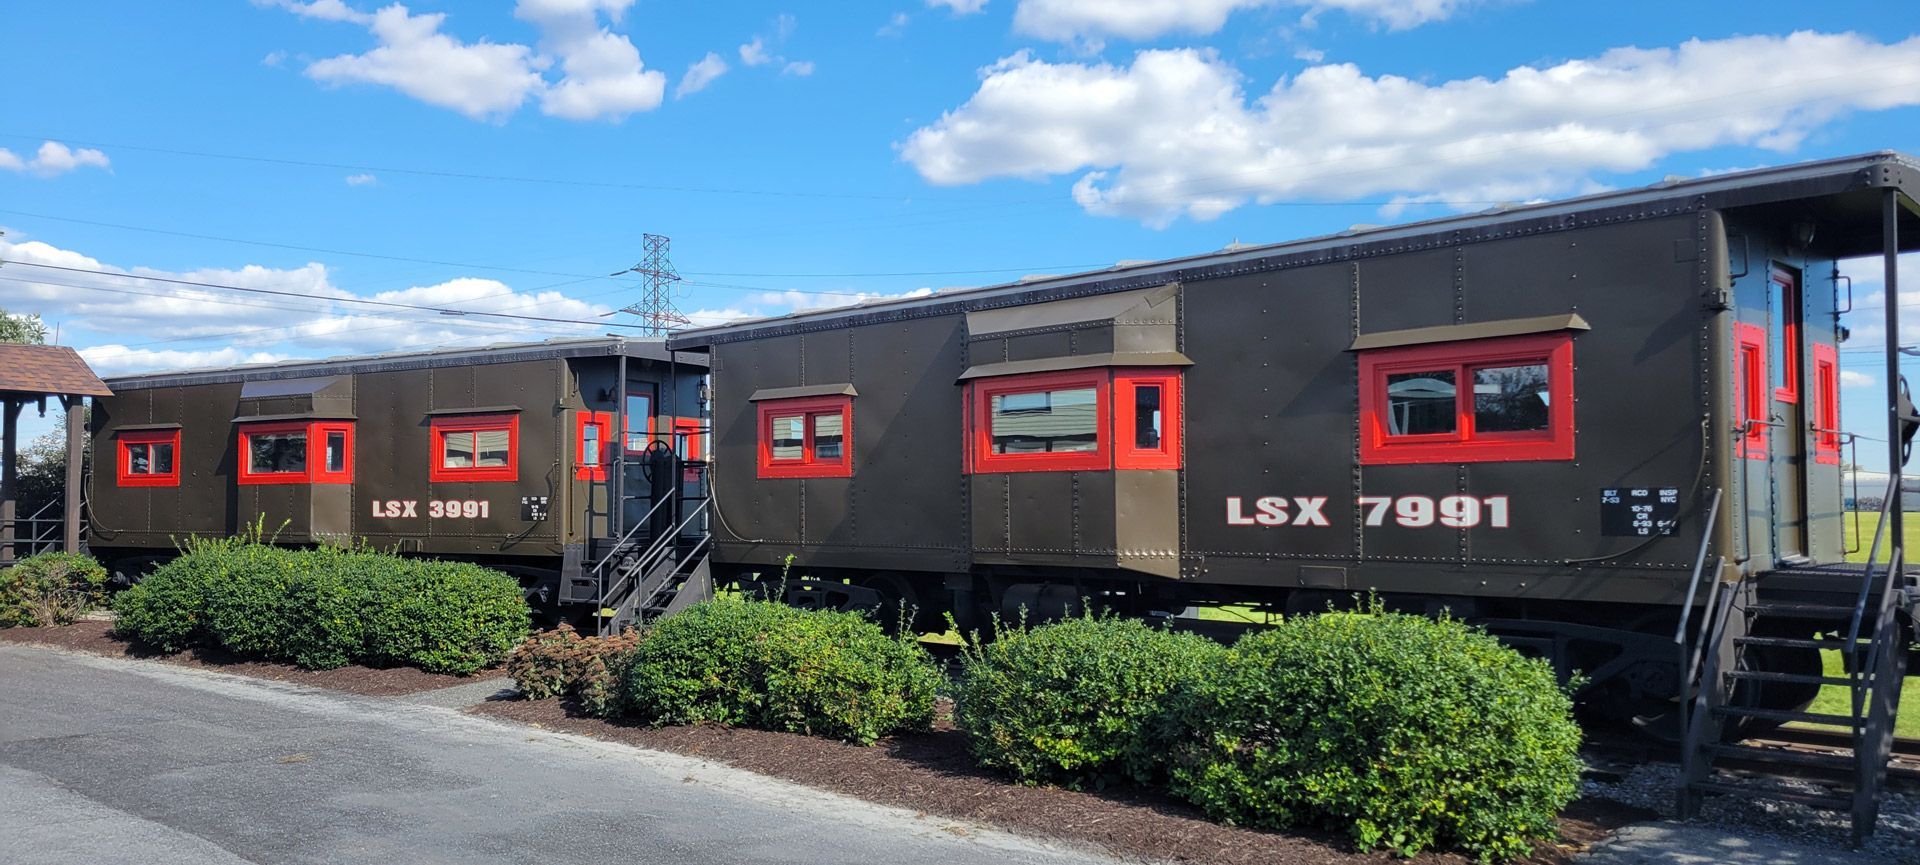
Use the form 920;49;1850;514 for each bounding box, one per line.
1841;510;1920;563
1794;649;1919;738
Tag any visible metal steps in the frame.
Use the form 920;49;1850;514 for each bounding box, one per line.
1677;488;1910;847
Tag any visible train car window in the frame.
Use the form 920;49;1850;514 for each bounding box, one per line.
1470;364;1550;433
1813;342;1840;465
813;413;844;460
1734;322;1768;460
1385;370;1457;436
116;429;181;488
1113;369;1182;470
429;413;520;483
311;422;354;484
237;421;312;484
967;370;1110;473
624;393;654;453
1358;332;1575;465
756;395;853;478
1771;267;1801;402
574;410;612;481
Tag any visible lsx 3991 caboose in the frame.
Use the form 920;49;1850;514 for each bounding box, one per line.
88;337;711;623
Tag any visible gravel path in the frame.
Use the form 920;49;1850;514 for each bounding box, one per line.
1581;763;1919;863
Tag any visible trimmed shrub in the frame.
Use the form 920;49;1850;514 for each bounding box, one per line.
115;539;529;675
506;624;645;717
0;551;110;628
113;536;238;653
953;613;1226;789
623;598;941;744
1163;608;1583;862
201;544;304;660
370;560;530;674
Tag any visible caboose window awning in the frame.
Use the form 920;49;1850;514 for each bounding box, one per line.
1348;313;1591;352
424;405;524;415
748;383;858;402
957;351;1192;382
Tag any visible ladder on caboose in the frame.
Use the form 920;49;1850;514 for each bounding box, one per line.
1678;478;1914;845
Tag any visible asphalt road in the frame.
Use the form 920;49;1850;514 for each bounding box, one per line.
0;643;1120;865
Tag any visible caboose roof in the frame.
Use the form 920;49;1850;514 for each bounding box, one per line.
668;150;1920;348
102;335;702;391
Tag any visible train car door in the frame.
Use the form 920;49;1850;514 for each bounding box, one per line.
1769;265;1809;563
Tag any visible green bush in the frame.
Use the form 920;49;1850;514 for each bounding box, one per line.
115;540;529;676
113;536;237;652
953;613;1225;789
506;624;645;717
201;544;304;660
623;598;941;744
1163;608;1583;862
373;560;529;674
0;551;109;628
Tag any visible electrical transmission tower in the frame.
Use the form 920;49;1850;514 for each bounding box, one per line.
615;233;690;337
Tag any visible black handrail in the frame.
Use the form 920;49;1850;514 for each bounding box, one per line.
1674;488;1725;644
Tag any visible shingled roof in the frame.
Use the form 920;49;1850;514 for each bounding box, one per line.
0;345;112;398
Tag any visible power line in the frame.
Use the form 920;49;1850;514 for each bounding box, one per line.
0;261;652;330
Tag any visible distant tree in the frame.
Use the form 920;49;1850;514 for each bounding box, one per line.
0;308;48;345
17;410;89;521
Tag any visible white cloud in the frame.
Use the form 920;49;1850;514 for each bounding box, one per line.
676;52;729;98
262;49;289;67
878;11;911;36
928;0;989;14
277;0;665;122
0;141;111;178
516;0;665;120
739;36;772;66
304;5;548;120
1841;370;1875;389
0;234;625;375
1011;0;1489;44
782;60;815;77
81;345;291;377
259;0;372;24
901;33;1920;225
1293;47;1324;62
345;172;378;185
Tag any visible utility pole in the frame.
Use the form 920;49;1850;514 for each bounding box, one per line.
614;234;690;337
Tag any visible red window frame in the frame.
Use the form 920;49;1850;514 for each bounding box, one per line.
1772;267;1801;403
1114;369;1182;470
1735;322;1768;460
312;421;354;484
968;369;1112;474
756;395;852;479
1358;332;1576;465
1812;342;1840;466
673;417;706;461
238;421;312;485
116;429;181;488
430;413;520;483
575;410;612;481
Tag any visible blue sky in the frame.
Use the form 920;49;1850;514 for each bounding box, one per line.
2;0;1918;465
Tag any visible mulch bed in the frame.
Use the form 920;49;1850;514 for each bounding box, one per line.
469;697;1654;865
0;620;490;696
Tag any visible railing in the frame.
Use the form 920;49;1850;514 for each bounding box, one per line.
0;498;77;560
1673;488;1725;747
594;498;711;635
